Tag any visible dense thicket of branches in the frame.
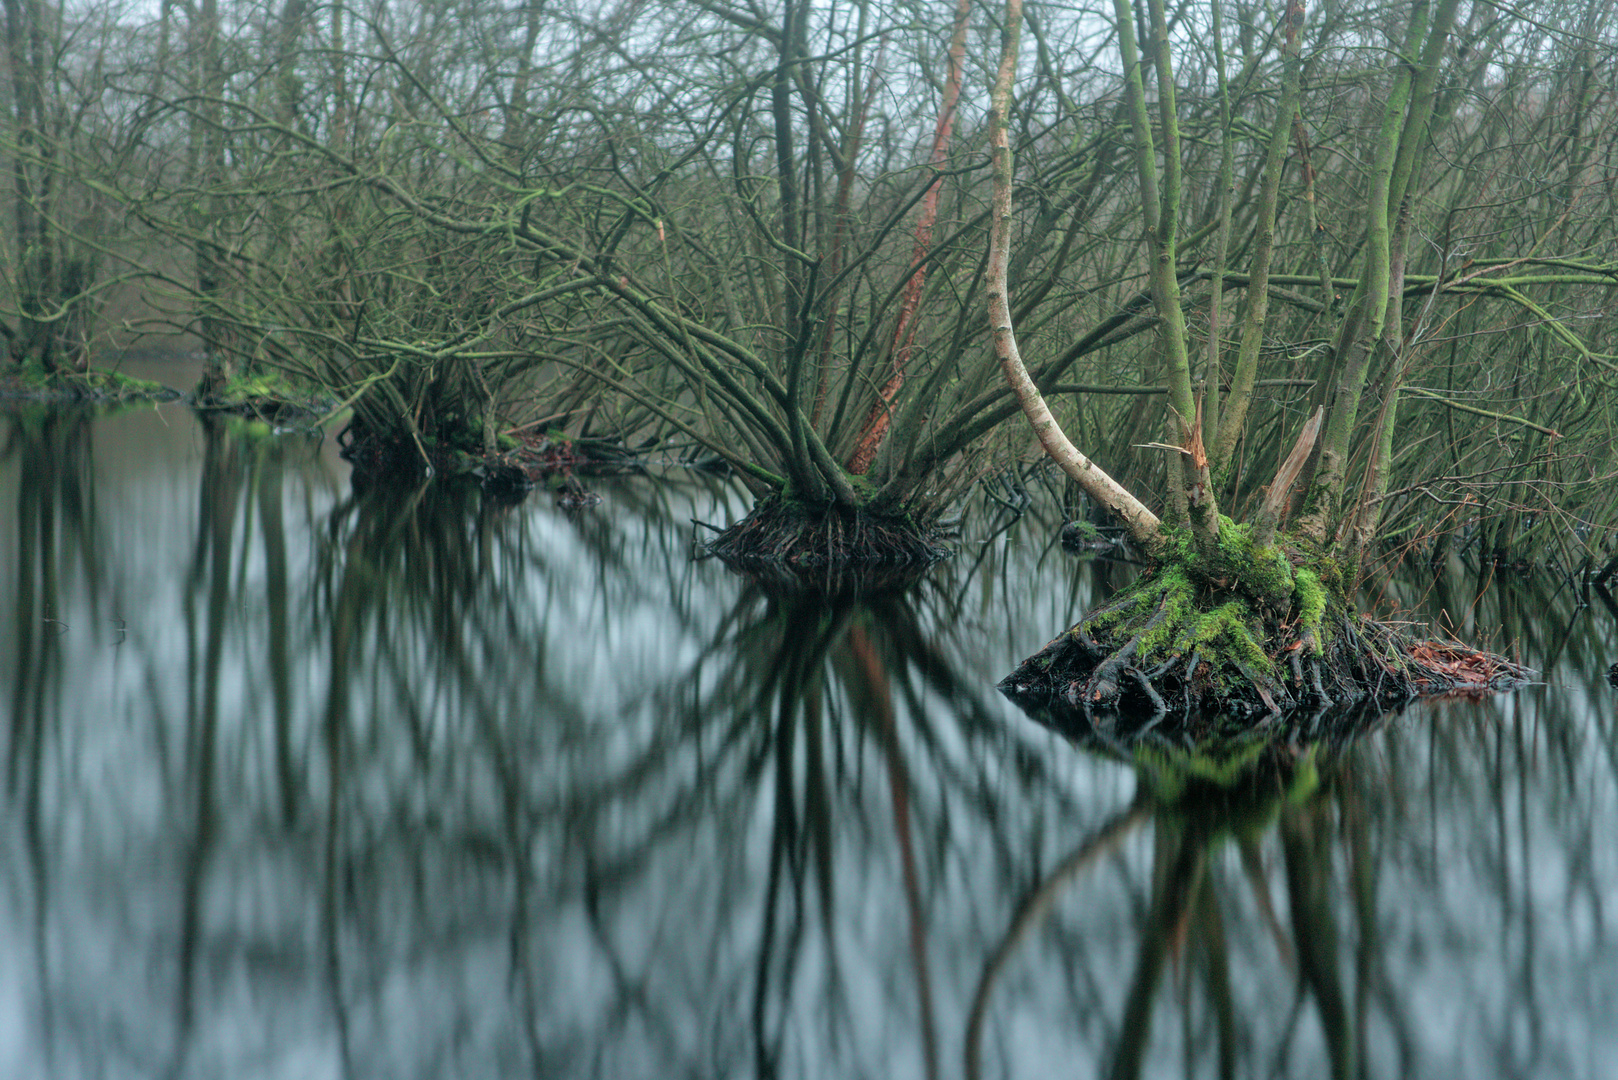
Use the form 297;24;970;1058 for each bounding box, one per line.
2;0;1615;566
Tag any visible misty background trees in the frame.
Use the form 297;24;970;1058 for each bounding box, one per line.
2;0;1615;564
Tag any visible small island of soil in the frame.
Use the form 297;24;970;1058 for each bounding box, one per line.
1001;517;1532;718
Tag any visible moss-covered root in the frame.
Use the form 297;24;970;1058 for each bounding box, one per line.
1001;521;1532;720
1003;569;1302;717
1004;601;1531;717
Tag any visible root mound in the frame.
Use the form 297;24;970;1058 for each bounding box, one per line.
705;496;950;572
1001;520;1531;719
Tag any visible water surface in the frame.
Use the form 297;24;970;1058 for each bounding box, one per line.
2;405;1615;1079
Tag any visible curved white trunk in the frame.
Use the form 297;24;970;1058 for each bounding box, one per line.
986;0;1160;546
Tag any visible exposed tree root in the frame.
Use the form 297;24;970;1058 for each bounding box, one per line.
1001;518;1532;724
705;495;950;574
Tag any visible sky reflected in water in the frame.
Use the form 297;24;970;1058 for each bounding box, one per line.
2;405;1615;1079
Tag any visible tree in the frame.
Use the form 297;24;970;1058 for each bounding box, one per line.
1;0;114;373
991;0;1550;714
91;0;1194;557
10;0;1613;586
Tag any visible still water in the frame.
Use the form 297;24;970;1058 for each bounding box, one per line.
2;405;1615;1080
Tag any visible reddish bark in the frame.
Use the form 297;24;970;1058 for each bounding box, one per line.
846;0;971;476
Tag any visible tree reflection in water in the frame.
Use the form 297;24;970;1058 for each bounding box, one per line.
5;408;100;796
3;407;101;1077
968;705;1403;1080
0;409;1615;1079
669;572;1028;1080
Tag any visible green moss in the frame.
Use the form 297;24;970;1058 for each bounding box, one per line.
1191;601;1273;672
1084;574;1172;636
2;362;180;402
1156;523;1194;563
1053;511;1370;711
1089;564;1267;676
1286;534;1345;595
81;370;177;399
1253;548;1295;604
1293;566;1327;650
844;470;878;501
1076;525;1297;684
220;369;297;399
1067;520;1105;544
1130;597;1275;685
1196;516;1292;602
1134;570;1195;658
1316;555;1345;595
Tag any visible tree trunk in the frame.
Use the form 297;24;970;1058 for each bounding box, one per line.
988;0;1161;547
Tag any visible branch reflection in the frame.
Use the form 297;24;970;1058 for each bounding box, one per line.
0;411;1613;1078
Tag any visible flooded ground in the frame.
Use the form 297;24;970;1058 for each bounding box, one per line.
2;404;1615;1079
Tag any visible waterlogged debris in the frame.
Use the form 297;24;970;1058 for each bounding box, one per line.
710;551;938;596
509;432;634;475
339;425;637;490
192;370;333;424
474;462;532;502
1400;637;1537;692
